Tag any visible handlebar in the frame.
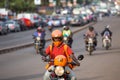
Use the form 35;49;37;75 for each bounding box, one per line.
42;54;84;66
43;57;78;66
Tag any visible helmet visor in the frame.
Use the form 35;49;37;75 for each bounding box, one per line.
52;37;63;41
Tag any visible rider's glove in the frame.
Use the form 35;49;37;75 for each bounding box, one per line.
42;56;47;62
77;63;80;66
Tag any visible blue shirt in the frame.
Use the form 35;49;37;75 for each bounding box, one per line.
33;31;46;40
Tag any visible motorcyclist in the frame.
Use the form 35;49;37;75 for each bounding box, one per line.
42;29;80;80
84;26;98;50
101;25;112;40
33;26;46;48
47;19;53;32
62;26;73;48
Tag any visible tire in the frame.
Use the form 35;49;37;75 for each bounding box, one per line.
88;46;93;55
106;46;109;50
89;51;92;55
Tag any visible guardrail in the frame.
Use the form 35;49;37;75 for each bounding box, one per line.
0;22;96;54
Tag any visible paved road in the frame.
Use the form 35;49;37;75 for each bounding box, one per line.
0;16;120;80
0;23;91;49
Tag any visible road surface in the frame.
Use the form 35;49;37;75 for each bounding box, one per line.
0;16;120;80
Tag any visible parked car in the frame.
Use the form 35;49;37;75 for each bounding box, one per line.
66;15;74;24
51;16;61;27
0;21;8;35
13;19;28;31
19;18;33;29
17;13;40;28
79;14;88;24
5;20;21;32
59;16;68;26
110;7;117;15
36;16;48;28
70;15;84;26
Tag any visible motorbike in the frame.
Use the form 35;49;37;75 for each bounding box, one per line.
63;35;72;48
83;34;95;55
43;55;84;80
87;37;95;55
34;36;44;54
63;36;69;44
102;35;111;50
92;15;97;22
84;36;95;55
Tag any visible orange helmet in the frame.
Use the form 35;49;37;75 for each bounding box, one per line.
51;30;63;37
54;55;67;66
51;30;63;47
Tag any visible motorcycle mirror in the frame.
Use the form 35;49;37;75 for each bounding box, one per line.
78;55;84;61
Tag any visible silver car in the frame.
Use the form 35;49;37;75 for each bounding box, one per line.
0;22;8;35
5;20;21;32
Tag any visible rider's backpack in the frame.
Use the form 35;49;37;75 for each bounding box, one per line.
48;44;75;69
104;31;110;36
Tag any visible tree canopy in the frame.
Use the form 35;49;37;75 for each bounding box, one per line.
0;0;93;13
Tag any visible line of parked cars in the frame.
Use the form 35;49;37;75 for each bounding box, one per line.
0;21;8;35
0;7;97;36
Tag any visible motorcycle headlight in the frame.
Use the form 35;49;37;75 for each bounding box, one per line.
55;66;64;76
88;38;93;43
36;37;40;41
64;37;67;40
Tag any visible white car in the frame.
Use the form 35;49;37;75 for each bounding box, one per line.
110;7;117;15
52;17;61;27
5;20;21;32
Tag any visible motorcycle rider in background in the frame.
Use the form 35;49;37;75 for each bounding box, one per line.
101;25;112;46
84;26;98;50
62;26;73;48
42;29;80;80
101;25;112;40
33;26;46;48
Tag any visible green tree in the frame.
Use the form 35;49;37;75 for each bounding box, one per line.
0;0;94;13
0;0;6;8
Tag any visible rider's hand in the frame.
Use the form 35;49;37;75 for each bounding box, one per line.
77;63;80;66
42;56;47;61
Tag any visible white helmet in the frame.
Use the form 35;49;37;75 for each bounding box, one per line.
63;26;66;29
63;26;69;30
106;25;110;28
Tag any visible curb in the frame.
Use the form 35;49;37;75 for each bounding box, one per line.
0;22;95;54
